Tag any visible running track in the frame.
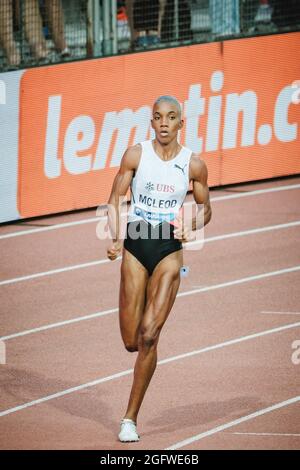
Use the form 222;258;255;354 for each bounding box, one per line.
0;176;300;450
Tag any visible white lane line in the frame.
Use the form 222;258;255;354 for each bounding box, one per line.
0;308;119;341
165;396;300;450
228;432;300;437
210;182;300;201
0;257;122;287
261;311;300;315
178;265;300;299
189;221;300;246
1;220;300;287
1;182;300;240
0;369;134;418
0;321;299;418
158;321;300;366
0;216;101;240
2;265;300;341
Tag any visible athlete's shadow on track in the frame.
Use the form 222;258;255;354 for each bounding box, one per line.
1;367;116;430
144;397;267;436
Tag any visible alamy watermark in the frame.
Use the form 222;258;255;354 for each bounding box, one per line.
0;340;6;365
291;340;300;365
291;80;300;105
0;79;6;105
96;198;205;251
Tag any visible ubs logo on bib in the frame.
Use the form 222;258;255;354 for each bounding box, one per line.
145;182;175;193
145;182;154;192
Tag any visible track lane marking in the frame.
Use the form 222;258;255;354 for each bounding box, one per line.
1;265;300;341
165;396;300;449
0;321;299;417
1;182;300;240
228;432;300;437
261;311;300;315
1;220;300;286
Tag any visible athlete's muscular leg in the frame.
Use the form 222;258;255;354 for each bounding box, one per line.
119;248;149;352
123;250;183;422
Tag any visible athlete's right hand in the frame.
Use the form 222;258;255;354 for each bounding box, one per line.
174;215;195;243
107;240;122;261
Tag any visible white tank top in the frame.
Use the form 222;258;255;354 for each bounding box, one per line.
128;140;192;226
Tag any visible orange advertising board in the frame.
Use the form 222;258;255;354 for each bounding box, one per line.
18;32;300;218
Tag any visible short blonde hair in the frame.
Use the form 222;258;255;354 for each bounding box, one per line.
153;95;182;118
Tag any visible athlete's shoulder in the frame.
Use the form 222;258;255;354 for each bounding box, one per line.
121;144;142;170
189;153;208;181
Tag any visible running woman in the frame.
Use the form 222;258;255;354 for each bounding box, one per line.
106;95;212;442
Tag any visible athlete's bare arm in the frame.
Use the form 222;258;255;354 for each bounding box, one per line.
107;144;141;260
174;155;211;242
190;155;212;229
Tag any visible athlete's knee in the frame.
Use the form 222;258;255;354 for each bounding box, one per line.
141;334;155;349
139;327;160;350
124;342;138;353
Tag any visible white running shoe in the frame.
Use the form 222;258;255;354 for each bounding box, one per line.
118;418;140;442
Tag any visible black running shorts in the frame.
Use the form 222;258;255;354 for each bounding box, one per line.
123;220;182;276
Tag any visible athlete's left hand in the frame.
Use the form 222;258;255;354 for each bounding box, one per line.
173;216;194;243
107;240;123;260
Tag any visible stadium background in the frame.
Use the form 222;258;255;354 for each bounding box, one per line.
0;0;300;223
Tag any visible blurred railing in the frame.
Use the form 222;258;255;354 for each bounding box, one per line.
1;0;300;71
0;0;87;70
